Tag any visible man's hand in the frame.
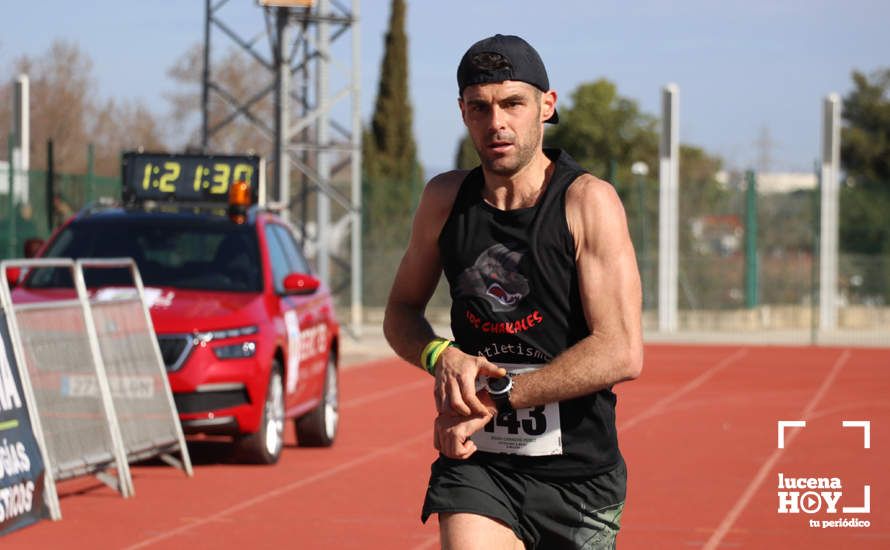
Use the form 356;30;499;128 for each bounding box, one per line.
433;392;496;459
435;346;506;416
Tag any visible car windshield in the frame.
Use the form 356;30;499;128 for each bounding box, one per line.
27;217;263;292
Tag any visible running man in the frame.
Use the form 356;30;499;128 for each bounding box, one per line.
384;34;643;549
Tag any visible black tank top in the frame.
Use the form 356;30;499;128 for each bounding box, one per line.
438;148;621;479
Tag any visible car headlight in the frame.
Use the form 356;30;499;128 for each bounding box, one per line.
194;325;259;344
213;341;257;360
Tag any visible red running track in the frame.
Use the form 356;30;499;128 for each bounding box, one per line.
3;344;889;549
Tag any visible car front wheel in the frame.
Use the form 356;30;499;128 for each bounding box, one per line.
295;353;338;447
236;363;285;464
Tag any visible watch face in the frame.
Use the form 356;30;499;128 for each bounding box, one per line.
488;376;510;393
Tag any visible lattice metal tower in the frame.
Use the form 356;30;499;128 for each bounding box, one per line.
201;0;362;333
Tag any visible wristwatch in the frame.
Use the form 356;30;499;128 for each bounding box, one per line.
485;374;513;415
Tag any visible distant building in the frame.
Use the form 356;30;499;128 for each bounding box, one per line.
714;170;817;194
756;172;817;194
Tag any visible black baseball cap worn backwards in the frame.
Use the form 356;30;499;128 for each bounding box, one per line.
457;34;559;124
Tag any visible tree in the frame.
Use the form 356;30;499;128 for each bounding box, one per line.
91;98;166;176
362;0;422;244
543;79;724;234
166;44;274;156
545;79;659;183
454;133;477;170
359;0;424;306
840;68;890;256
1;41;94;173
364;0;419;183
0;40;164;177
543;78;733;308
842;69;890;184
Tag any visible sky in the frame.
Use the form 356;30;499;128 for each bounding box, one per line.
2;0;889;177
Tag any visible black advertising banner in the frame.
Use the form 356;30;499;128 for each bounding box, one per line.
0;310;49;536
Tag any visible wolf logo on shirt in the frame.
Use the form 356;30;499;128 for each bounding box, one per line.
455;243;529;312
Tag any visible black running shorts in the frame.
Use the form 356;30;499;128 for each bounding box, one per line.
421;456;627;549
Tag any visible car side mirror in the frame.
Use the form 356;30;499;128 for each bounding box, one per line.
24;238;44;258
5;267;21;289
283;273;320;295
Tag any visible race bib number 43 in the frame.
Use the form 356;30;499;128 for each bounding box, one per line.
470;363;563;456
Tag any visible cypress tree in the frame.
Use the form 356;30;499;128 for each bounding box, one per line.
362;0;423;305
455;133;479;170
363;0;421;243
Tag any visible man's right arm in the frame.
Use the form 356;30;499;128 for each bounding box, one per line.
384;170;506;417
383;171;462;367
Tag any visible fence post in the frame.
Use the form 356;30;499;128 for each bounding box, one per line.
632;161;650;310
46;139;54;232
745;170;759;308
819;94;841;331
7;133;15;258
86;143;95;203
658;84;680;332
811;161;821;344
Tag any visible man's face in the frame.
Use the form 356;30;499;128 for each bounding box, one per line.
459;81;555;176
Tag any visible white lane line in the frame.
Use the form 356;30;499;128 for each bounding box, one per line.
702;349;852;550
341;355;401;371
342;379;430;410
806;400;890;422
124;430;430;550
618;348;749;432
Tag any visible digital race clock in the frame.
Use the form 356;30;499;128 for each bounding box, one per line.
121;152;264;204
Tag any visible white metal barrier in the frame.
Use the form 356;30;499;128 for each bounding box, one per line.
0;258;133;501
78;259;192;476
0;258;194;517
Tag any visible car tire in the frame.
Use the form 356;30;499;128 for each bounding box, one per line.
295;353;338;447
236;363;285;464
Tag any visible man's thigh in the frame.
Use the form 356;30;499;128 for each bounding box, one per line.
422;458;527;543
439;512;525;550
521;460;627;549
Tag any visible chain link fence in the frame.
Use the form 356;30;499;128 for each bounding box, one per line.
627;168;887;344
358;168;888;346
4;157;884;346
1;164;120;259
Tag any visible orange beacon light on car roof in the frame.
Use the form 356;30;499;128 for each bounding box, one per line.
228;180;252;223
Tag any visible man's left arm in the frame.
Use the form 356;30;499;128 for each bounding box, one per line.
507;174;643;408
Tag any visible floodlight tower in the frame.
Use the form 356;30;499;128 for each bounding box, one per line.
201;0;363;333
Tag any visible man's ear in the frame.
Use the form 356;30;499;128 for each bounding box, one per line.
541;90;557;122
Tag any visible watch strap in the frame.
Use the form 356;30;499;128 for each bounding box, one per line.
490;390;513;415
487;375;514;415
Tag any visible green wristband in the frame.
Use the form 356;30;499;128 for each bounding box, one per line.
428;339;452;374
421;338;454;376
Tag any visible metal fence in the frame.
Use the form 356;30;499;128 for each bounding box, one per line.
628;170;887;346
0;258;192;514
3;155;884;347
1;165;120;259
359;170;889;347
0;259;133;497
81;259;192;473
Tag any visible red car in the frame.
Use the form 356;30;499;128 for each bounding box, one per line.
12;202;340;464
